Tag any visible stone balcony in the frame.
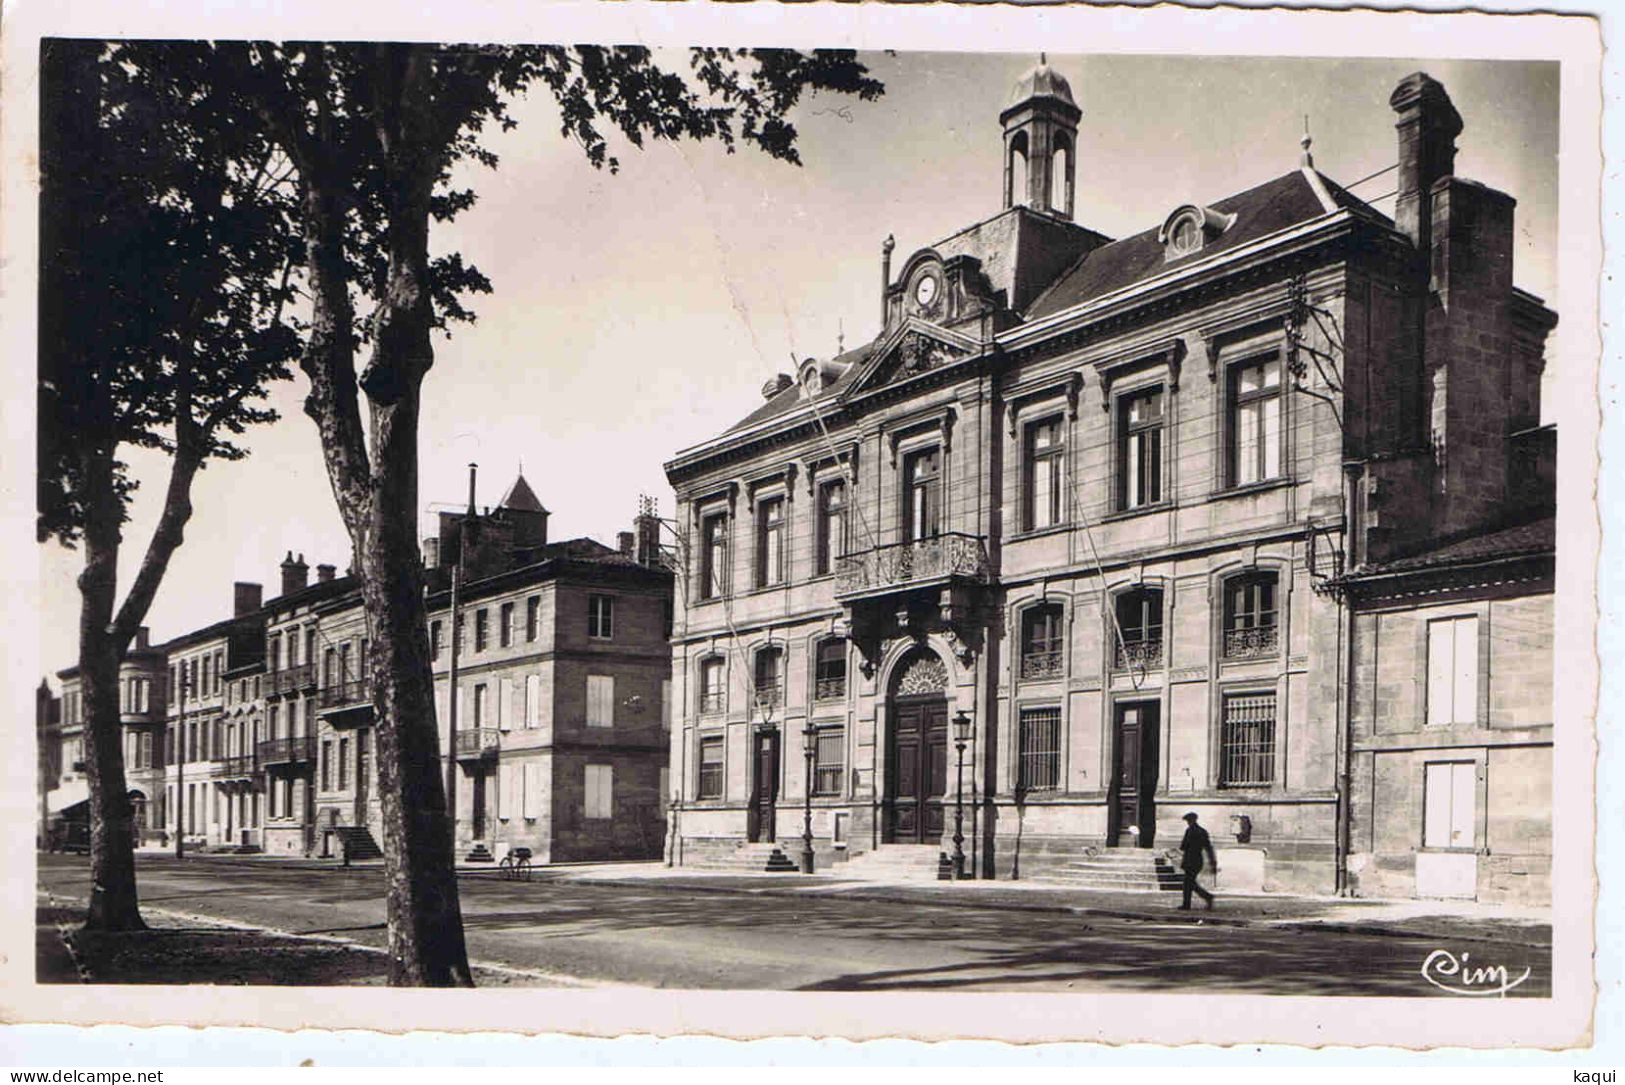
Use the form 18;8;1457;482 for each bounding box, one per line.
454;727;501;761
834;532;993;602
257;735;315;768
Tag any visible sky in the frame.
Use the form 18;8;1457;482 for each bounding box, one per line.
37;51;1560;678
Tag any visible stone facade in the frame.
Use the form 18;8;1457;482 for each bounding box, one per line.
663;63;1555;900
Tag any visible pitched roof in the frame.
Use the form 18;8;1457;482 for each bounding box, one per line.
1356;516;1555;576
1025;169;1384;320
724;340;876;434
499;473;547;514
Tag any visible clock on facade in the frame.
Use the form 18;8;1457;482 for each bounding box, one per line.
914;274;938;308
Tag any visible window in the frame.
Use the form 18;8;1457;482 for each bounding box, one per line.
663;598;673;640
268;636;281;673
815;639;847;701
816;479;848;576
473;683;487;728
1020;604;1064;680
1117;386;1164;510
303;632;315;673
1219;691;1276;787
202;655;211;695
138;731;152;770
338;738;349;790
1229;356;1282;486
1223;572;1279;659
1018;706;1062;792
904;448;942;542
500;602;514;648
813;728;844;796
1427;616;1480;726
700;512;729;600
1024;416;1065;531
526;596;541;641
588;594;614;640
430;621;442;660
756;497;786;588
1423;761;1476;849
475;609;489;652
584;764;614;820
697;736;724;800
321;741;332;790
525;674;543;728
523;761;541;819
753;647;784;710
586;675;615;728
1114;588;1164;670
699;658;725;714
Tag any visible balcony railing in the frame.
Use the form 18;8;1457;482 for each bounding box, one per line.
1113;637;1165;671
454;728;500;759
753;684;783;711
319;678;369;710
814;676;847;701
257;736;315;767
699;690;725;715
215;753;259;778
271;664;316;695
1223;624;1280;661
834;532;992;598
1019;650;1064;680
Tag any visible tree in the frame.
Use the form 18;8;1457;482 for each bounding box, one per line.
230;43;881;985
38;40;301;931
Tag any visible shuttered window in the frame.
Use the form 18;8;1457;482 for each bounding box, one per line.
525;674;543;728
584;764;613;820
1427;616;1479;726
813;728;845;796
523;761;542;819
1424;761;1476;849
499;763;517;820
586;675;615;728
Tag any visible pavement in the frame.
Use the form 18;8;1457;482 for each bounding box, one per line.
39;853;1550;993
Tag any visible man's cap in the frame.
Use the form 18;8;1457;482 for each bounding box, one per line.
1183;811;1199;821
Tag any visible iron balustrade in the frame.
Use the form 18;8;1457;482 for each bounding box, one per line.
272;664;316;695
216;753;259;778
257;736;315;766
754;684;783;711
834;532;992;596
454;728;501;758
320;678;368;709
1019;650;1064;680
1223;624;1279;660
1113;637;1165;671
699;690;725;715
814;676;847;701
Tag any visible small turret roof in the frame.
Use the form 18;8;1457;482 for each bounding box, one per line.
1007;56;1076;111
499;473;547;514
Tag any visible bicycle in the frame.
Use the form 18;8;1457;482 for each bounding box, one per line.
497;846;532;881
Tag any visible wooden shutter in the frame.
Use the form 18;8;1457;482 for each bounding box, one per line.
499;763;516;820
525;674;542;728
1452;617;1479;725
585;764;613;819
587;675;614;728
1427;621;1453;726
523;762;542;819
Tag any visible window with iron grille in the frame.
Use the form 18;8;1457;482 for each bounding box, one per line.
699;657;725;715
1024;416;1065;531
816;479;848;576
1020;604;1065;680
814;638;847;701
1219;691;1276;787
1223;572;1279;659
754;647;784;710
697;736;724;800
1018;706;1062;792
813;728;844;796
1229;355;1282;487
1117;385;1165;510
756;497;785;588
588;594;614;640
1114;587;1164;670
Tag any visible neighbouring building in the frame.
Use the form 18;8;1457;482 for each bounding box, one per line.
662;63;1555;900
43;472;675;868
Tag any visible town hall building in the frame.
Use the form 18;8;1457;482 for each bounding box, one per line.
662;62;1556;902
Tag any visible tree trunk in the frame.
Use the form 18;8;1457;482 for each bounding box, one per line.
77;450;146;932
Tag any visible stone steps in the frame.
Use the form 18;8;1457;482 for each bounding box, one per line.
332;825;383;862
840;844;951;882
1030;848;1184;892
685;842;801;873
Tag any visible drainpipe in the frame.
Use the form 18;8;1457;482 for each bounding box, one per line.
1334;462;1363;895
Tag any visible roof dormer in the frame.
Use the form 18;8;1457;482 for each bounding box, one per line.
1158;203;1237;261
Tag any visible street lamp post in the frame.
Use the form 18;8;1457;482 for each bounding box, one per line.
800;724;817;874
951;709;971;880
175;670;188;859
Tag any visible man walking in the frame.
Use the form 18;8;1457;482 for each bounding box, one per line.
1178;811;1217;910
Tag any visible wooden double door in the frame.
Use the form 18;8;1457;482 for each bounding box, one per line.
747;730;779;843
885;696;948;844
1108;700;1161;847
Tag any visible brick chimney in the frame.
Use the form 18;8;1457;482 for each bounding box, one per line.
636;510;661;567
233;581;263;617
316;563;336;583
133;626;149;651
279;551;309;596
617;531;635;556
1390;72;1463;256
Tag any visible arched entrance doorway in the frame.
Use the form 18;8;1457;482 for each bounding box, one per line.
884;649;950;845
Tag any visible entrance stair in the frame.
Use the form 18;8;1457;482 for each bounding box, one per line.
839;844;950;882
463;842;495;864
332;825;384;862
1032;847;1183;892
686;841;801;873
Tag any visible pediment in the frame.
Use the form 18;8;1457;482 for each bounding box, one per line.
847;318;982;397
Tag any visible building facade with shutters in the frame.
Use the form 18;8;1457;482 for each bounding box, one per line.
662;63;1556;899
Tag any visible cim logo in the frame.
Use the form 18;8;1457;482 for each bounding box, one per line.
1420;948;1532;997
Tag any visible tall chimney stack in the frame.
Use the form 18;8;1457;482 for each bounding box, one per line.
467;462;479;516
279;552;309;597
618;531;635;556
1390;72;1463;256
234;581;263;617
316;563;336;584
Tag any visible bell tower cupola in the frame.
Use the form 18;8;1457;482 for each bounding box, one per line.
1000;54;1080;220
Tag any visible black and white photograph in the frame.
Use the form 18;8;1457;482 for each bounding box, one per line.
6;0;1607;1060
